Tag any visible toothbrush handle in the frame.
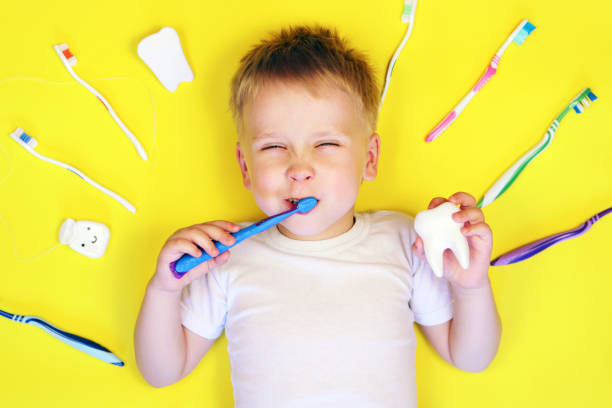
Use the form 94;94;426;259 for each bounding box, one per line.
426;58;498;143
172;207;299;276
477;125;556;208
54;45;148;161
472;59;498;93
491;208;611;266
19;314;123;366
426;110;458;142
18;141;136;213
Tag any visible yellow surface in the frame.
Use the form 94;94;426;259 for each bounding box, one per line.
0;0;610;406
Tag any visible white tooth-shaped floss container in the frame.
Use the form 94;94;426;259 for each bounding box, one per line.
137;27;194;92
59;218;110;259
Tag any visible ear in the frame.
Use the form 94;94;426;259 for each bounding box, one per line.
236;142;252;190
363;133;381;181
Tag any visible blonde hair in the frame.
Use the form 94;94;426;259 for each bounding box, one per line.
229;25;379;132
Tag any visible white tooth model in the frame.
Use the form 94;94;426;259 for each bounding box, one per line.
59;219;110;259
414;202;470;278
137;27;194;92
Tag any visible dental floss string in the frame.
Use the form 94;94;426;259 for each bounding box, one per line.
0;75;156;257
0;143;61;260
0;141;10;185
0;213;62;261
11;126;138;213
54;44;149;161
0;76;156;165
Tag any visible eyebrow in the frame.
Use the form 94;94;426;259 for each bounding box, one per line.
251;132;278;141
252;130;349;141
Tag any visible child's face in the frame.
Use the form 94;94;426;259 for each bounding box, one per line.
236;79;380;240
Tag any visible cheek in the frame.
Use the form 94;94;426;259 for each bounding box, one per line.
321;151;364;184
249;160;284;194
318;162;361;205
329;174;360;201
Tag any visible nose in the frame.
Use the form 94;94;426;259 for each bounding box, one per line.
286;161;314;182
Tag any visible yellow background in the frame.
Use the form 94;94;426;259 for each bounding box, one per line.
1;0;610;406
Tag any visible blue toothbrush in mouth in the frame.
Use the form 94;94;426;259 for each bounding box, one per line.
171;197;318;277
0;308;124;366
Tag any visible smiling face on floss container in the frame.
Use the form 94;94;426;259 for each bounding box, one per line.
235;79;380;241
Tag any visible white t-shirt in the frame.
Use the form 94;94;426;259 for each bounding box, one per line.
181;210;452;408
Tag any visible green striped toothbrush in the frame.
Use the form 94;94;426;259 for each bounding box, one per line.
477;88;598;208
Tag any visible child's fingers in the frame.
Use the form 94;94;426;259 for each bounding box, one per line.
169;225;234;259
170;228;220;258
448;192;477;208
163;237;204;260
205;220;241;233
412;237;426;260
461;223;493;243
170;221;239;242
193;224;237;247
184;251;231;282
212;250;231;268
428;197;447;209
453;207;485;225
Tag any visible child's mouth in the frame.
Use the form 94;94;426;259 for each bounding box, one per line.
285;197;317;210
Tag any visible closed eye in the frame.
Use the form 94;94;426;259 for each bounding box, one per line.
261;145;285;151
316;142;340;148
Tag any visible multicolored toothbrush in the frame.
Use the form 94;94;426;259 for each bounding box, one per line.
0;308;124;366
491;206;611;266
379;0;417;110
171;197;318;277
426;19;536;142
477;88;597;208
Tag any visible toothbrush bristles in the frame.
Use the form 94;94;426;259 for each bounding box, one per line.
573;89;597;114
512;21;536;45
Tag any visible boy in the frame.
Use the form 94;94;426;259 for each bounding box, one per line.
135;26;501;407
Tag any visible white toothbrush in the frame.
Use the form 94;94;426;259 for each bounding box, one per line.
53;43;148;161
9;127;136;213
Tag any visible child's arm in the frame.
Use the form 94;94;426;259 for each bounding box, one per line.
413;192;501;373
134;221;240;387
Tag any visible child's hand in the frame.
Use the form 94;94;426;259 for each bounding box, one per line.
150;220;241;293
412;192;493;290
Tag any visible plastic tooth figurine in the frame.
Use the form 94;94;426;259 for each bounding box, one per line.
414;202;470;278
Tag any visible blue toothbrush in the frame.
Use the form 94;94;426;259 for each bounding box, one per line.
0;308;124;366
171;197;318;277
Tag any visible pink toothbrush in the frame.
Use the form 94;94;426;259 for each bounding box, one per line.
426;19;535;142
